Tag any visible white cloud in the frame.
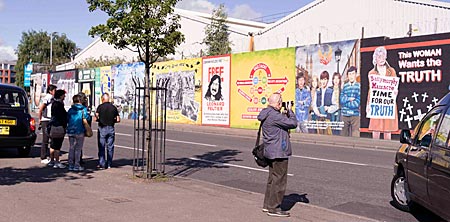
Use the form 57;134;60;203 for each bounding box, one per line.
177;1;263;20
176;0;215;14
0;45;17;61
230;4;262;20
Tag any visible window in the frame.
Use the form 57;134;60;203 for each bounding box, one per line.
435;108;450;148
416;113;442;148
0;91;26;108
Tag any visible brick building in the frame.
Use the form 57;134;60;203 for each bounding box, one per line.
0;61;16;84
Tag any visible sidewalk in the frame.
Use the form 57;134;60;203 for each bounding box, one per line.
19;113;388;221
0;154;379;222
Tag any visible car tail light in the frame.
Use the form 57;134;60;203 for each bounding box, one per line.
30;118;36;132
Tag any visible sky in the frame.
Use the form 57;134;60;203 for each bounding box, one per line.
0;0;311;61
1;0;450;61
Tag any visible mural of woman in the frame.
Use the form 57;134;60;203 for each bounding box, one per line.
204;74;223;101
309;75;320;133
330;72;342;135
367;46;398;140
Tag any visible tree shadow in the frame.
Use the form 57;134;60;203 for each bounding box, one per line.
164;149;242;177
281;193;310;211
0;146;135;186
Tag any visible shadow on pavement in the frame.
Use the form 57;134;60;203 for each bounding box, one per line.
164;149;242;177
281;193;310;211
389;201;445;222
0;149;134;186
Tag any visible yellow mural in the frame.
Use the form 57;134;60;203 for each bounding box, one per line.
231;48;296;129
151;58;202;124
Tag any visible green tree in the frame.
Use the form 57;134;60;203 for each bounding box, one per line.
75;56;129;69
15;30;79;86
87;0;184;178
87;0;184;82
203;4;232;56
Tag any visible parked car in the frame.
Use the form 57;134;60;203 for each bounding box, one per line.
391;92;450;221
0;84;37;156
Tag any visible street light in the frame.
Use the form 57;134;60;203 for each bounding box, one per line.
50;32;58;69
335;47;342;73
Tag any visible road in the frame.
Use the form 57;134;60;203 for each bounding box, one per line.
6;122;444;222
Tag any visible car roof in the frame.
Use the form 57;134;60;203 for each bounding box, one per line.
0;83;26;92
437;92;450;107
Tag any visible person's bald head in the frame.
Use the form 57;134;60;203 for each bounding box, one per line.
268;93;282;110
102;93;110;103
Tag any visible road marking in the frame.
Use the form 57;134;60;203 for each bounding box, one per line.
292;155;368;166
189;157;294;176
108;131;217;147
167;139;217;147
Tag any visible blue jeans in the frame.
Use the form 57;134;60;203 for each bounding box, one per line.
98;126;115;168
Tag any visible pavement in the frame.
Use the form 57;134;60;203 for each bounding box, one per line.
1;115;398;221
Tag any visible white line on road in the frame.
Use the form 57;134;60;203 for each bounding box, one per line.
167;139;217;147
189;157;294;177
292;155;368;166
110;131;217;147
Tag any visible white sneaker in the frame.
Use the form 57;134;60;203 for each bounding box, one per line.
40;159;50;164
53;162;66;169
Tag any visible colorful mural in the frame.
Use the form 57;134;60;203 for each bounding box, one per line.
112;62;145;119
152;58;202;124
98;66;112;108
360;33;450;139
201;55;231;126
230;48;295;129
295;40;360;136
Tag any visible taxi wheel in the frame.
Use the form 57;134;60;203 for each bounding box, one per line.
391;172;414;212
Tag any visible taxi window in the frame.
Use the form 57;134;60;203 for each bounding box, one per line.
435;108;450;148
0;91;26;108
417;113;441;148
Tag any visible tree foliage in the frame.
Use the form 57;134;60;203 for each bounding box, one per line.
15;30;79;86
87;0;185;78
203;4;232;56
75;56;128;69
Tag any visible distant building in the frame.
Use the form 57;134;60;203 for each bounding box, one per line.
0;61;16;84
57;8;267;71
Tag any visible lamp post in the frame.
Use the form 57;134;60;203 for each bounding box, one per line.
335;47;342;73
50;32;57;69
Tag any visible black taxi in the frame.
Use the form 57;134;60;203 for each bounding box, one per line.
391;92;450;221
0;84;36;156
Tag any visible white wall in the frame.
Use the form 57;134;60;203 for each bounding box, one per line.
253;0;450;50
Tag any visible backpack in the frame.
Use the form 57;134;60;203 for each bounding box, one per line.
42;98;54;119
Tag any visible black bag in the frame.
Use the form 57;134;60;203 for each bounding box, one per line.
252;120;268;168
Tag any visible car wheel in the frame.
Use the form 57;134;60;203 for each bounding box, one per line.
17;146;31;157
391;172;414;211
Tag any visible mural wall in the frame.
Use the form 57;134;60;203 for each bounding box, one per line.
295;40;360;136
98;66;112;109
231;48;295;129
50;69;78;109
112;62;145;120
360;33;450;138
26;32;450;140
201;55;231;126
152;58;202;124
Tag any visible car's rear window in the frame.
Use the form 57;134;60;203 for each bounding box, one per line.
0;90;26;108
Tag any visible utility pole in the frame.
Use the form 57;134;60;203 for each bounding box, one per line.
50;32;57;70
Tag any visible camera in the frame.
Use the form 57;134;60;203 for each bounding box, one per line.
281;101;294;110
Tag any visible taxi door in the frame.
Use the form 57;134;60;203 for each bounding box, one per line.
428;106;450;220
407;107;443;203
